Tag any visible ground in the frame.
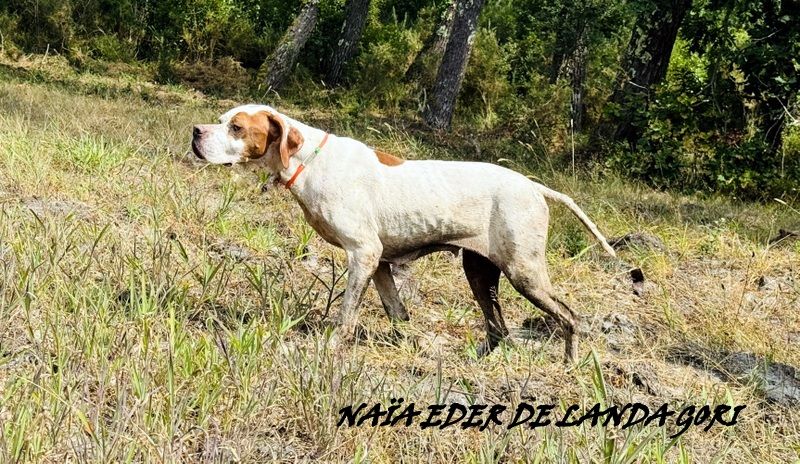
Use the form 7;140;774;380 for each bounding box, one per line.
0;54;798;463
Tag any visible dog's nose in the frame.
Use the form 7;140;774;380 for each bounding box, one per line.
193;125;203;138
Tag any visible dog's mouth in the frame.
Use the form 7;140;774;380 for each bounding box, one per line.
191;140;234;167
191;140;205;160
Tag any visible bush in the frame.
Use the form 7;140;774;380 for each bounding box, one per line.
354;11;420;112
458;28;514;130
3;0;75;53
0;12;22;57
170;57;251;96
87;35;138;63
602;36;800;200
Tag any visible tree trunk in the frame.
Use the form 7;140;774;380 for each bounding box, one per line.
552;25;589;133
567;31;588;133
762;95;792;153
325;0;371;86
423;0;486;130
604;0;692;145
404;0;457;83
262;0;320;92
549;50;567;85
549;25;576;85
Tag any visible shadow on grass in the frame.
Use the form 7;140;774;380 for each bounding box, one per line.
667;342;800;407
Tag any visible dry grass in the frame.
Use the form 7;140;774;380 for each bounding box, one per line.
0;54;799;463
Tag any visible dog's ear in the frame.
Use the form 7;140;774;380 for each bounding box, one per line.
242;111;271;159
266;112;304;168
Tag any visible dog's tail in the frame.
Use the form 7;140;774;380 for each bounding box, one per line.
533;183;617;258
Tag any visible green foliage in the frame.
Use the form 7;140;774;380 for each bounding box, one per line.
58;135;129;173
459;29;513;129
87;34;138;62
1;0;798;198
606;1;800;200
354;9;420;111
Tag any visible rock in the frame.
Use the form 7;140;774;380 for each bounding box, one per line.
601;313;637;351
630;268;646;296
612;264;657;297
668;344;800;407
722;352;800;407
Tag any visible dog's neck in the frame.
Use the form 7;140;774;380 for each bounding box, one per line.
269;114;331;200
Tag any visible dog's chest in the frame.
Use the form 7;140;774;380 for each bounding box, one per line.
297;202;343;248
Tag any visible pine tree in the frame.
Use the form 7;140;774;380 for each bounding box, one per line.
423;0;486;130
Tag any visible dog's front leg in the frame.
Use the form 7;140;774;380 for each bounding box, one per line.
330;245;382;344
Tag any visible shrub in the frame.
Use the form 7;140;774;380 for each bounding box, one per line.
87;35;138;63
458;28;514;130
354;10;420;112
168;57;251;96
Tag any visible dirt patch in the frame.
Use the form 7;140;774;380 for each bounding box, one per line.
23;197;93;219
209;241;254;262
610;232;667;253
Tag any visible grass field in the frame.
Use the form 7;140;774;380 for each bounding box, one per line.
0;54;799;463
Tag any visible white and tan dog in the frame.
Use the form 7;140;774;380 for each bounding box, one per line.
191;104;616;362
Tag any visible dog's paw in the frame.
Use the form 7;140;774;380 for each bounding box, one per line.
476;337;514;358
476;340;494;358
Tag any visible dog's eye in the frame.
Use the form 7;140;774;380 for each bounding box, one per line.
231;124;242;132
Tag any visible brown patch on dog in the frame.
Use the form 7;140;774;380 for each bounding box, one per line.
374;150;404;166
230;112;269;159
230;111;304;165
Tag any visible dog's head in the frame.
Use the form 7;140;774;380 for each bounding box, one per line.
191;104;304;167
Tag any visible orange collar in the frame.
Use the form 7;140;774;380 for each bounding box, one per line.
283;132;329;189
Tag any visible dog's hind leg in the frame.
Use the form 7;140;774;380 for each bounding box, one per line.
372;262;410;322
505;265;579;364
463;250;509;357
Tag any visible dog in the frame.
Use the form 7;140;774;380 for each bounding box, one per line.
191;104;616;362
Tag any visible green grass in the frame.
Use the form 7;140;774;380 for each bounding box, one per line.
0;53;798;462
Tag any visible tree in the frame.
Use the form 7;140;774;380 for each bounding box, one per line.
680;0;800;154
404;0;457;83
565;31;589;133
548;11;591;133
262;0;321;92
604;0;693;144
325;0;371;85
423;0;486;130
734;0;800;152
